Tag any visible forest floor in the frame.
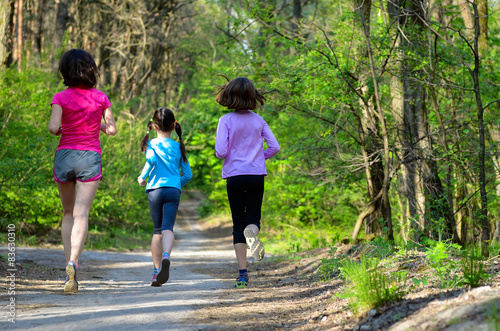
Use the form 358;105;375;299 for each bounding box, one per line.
1;196;500;330
191;218;500;331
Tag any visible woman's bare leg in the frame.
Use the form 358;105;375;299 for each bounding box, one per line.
57;180;100;263
57;181;76;263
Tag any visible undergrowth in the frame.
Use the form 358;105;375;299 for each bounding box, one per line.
318;239;495;314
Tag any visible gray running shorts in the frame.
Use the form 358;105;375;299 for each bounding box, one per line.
53;149;102;183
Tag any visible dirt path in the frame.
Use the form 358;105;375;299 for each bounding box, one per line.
2;198;500;330
0;199;235;330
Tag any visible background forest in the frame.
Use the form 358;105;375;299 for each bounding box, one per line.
1;0;500;255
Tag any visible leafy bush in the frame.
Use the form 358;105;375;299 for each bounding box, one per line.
424;240;462;288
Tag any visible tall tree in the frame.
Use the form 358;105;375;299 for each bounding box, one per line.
51;0;69;68
0;0;13;67
351;0;390;238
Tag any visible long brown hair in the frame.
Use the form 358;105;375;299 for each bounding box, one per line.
140;107;187;163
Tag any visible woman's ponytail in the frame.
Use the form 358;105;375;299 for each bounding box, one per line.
140;119;153;152
175;121;188;163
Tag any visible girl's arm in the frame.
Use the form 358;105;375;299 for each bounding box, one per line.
138;148;156;185
263;123;280;159
101;107;117;136
180;158;193;187
48;104;63;136
215;118;229;159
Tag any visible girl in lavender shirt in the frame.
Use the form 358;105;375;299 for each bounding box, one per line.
215;77;280;288
48;49;117;293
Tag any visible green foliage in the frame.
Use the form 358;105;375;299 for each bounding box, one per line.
264;221;345;255
424;240;462;288
86;225;150;251
0;66;62;236
319;247;343;280
340;256;408;313
461;245;490;288
423;240;490;289
486;301;500;331
7;0;500;253
0;64;154;244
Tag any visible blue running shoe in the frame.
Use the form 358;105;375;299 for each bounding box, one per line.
234;277;249;288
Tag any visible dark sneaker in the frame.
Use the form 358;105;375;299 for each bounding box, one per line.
151;273;161;287
244;228;265;261
64;261;78;293
234;277;249;288
156;257;170;284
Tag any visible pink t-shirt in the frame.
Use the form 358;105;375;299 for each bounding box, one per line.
51;86;111;155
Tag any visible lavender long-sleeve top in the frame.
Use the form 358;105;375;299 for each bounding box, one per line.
215;110;280;179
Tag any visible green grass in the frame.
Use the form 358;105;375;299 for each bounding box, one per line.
262;223;348;255
340;255;408;313
86;227;151;251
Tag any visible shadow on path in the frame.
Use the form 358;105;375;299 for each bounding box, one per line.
0;198;235;330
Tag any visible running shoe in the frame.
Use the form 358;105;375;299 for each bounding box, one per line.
64;261;78;293
234;277;249;288
156;257;170;284
151;273;161;287
244;228;265;261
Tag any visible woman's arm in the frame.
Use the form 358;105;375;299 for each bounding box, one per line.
101;107;117;136
48;104;63;136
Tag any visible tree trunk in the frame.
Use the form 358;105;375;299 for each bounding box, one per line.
470;1;489;252
454;0;474;33
0;0;13;67
477;0;488;51
52;0;69;68
15;0;22;68
33;0;46;57
351;0;390;238
292;0;301;34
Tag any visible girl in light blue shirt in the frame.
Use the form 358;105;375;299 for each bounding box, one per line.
138;107;192;286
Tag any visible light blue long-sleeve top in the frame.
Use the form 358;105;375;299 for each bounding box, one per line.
215;110;280;179
139;138;192;192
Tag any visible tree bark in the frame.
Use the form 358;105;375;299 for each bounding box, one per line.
454;0;474;33
16;0;22;68
0;0;13;67
52;0;69;68
352;0;392;238
292;0;301;34
477;0;488;51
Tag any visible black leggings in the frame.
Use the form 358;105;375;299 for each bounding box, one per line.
226;175;264;244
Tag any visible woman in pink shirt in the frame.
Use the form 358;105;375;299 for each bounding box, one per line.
215;77;280;288
48;49;117;293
